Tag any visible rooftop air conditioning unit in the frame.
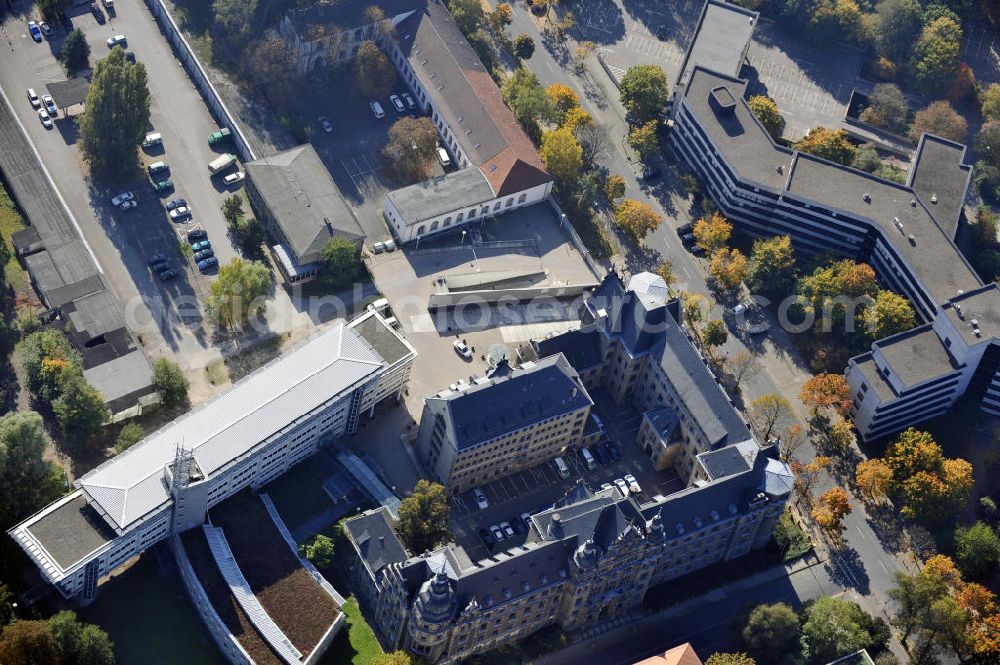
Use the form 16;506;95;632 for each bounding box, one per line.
863;192;871;202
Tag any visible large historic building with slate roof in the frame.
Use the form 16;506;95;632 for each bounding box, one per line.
9;312;415;603
343;273;791;663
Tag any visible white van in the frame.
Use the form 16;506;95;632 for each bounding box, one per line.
383;316;399;329
147;161;167;175
142;132;162;148
580;447;597;470
553;456;570;479
367;298;389;315
437;147;451;167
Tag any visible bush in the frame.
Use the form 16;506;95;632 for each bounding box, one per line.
512;34;534;60
152;358;189;408
115;421;144;452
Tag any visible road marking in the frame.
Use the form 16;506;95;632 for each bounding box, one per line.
879;559;889;574
855;524;867;540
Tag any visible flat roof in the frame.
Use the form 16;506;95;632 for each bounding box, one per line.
83;350;155;403
46;78;89;109
677;0;757;89
874;325;958;390
386;168;495;224
944;283;1000;343
76;321;390;532
908;135;972;239
350;310;414;365
24;493;116;571
852;353;895;402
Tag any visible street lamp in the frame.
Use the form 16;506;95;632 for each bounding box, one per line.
461;229;467;245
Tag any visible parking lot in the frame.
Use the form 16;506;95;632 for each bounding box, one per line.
744;22;862;140
963;24;1000;85
448;392;686;562
0;0;257;368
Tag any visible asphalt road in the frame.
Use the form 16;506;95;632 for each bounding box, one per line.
501;0;909;641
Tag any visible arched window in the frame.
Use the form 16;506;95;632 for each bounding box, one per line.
457;212;464;222
505;198;514;208
518;193;527;204
493;201;501;211
416;225;425;235
430;221;439;231
469;209;476;218
481;206;489;215
444;217;452;226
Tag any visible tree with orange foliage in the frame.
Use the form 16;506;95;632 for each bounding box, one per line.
793;455;831;500
693;211;732;253
799;373;853;417
709;247;749;291
812;486;852;536
855;458;892;503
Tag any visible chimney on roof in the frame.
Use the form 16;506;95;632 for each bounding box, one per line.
379;536;385;549
955;304;964;319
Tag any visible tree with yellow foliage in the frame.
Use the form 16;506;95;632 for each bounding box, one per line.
613;198;661;243
539;127;582;188
855;458;892;503
562;106;591;133
693;211;732;253
546;83;580;124
603;174;625;201
709;247;749;291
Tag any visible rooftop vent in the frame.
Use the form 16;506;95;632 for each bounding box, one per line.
894;218;903;231
972;318;979;328
692;516;702;528
675;523;685;534
429;72;436;79
955;304;964;319
710;510;719;521
863;192;871;202
908;234;916;245
776;164;784;174
911;199;917;207
708;86;736;116
931;194;938;204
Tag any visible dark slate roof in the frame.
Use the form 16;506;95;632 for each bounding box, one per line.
696;439;758;480
533;327;603;372
46;78;89;109
908;134;972;239
643;406;679;440
245;145;365;263
343;508;409;576
395;0;552;195
430;354;592;451
285;0;423;33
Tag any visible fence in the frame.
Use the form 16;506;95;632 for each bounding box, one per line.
143;0;257;163
547;197;606;281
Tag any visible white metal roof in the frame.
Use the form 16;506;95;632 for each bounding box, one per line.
77;323;386;532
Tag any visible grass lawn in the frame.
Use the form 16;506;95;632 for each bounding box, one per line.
264;456;338;533
77;552;226;665
223;333;288;383
0;182;29;293
319;596;383;665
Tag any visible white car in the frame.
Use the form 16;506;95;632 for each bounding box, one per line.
490;524;505;542
119;200;137;210
613;478;630;497
473;488;488;510
389;94;405;114
369;100;385;119
168;206;191;220
453;339;473;360
624;473;641;495
111;191;134;206
42;94;57;116
106;34;126;48
318;116;332;133
732;303;770;334
37;109;52;128
223;171;245;186
27;88;40;108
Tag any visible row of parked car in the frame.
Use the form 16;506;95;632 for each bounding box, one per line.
479;512;533;548
367;91;418;120
27;88;58;129
676;222;705;256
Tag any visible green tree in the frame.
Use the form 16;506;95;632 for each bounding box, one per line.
79;47;151;176
954;521;1000;580
795;127;856;165
703;319;728;351
613;199;661;243
222;194;244;226
0;583;14;626
396;480;450;554
742;602;801;661
909;100;967;142
539;128;583;187
501;68;555;141
976;121;1000;169
48;611;114;665
20;330;82;403
52;374;108;451
206;258;271;329
981;83;1000;121
628;120;659;160
852;145;882;173
911;17;963;95
513;34;535;60
60;29;90;74
152;357;188;408
872;0;924;61
354;41;396;99
705;654;755;665
862;290;916;340
321;237;364;290
243;37;299;113
36;0;69;21
300;534;335;570
861;83;909;133
748;235;796;296
0;411;62;526
747;95;784;140
115;421;144;453
808;0;862;44
619;64;669;124
383;116;439;183
447;0;483;34
371;652;413;665
0;620;60;665
801;596;887;664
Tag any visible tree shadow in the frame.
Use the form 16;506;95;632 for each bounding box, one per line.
620;0;698;51
827;544;871;594
864;503;907;555
565;0;626;46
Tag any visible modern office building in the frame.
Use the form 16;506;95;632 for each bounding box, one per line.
415;354;593;492
668;1;1000;441
343;274;791;663
9;312;415;603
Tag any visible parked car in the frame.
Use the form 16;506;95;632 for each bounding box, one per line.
513;518;527;535
656;24;670;40
732;302;770;334
119;200;137;210
194;248;214;262
186;228;207;242
165;198;187;211
389;94;405;114
27;21;42;42
490;524;505;542
369;100;385;119
453;339;472;360
111;191;134;206
191;239;211;252
152;179;173;193
403;92;416;110
90;3;105;22
473;488;489;510
613;478;630;497
146;252;167;265
437;147;451;167
27;88;40;108
42;94;57;116
197;256;218;271
40;22;52;38
106;34;126;48
207;128;232;146
223;171;245;186
479;528;496;547
499;521;515;539
624;473;641;495
593;445;609;465
520;512;532;529
318;116;332;133
168;206;191;220
149;258;167;272
157;269;177;281
37;109;52;129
